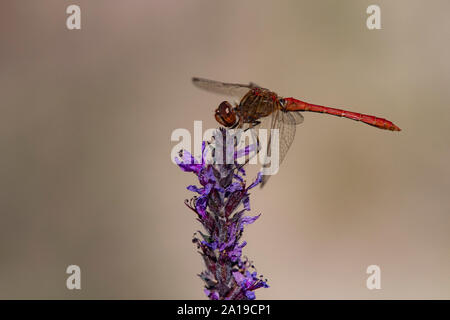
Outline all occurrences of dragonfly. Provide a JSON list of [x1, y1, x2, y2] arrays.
[[192, 77, 401, 186]]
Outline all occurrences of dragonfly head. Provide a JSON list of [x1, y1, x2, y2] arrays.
[[215, 101, 237, 127]]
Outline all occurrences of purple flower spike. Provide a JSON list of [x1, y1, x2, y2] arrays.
[[176, 128, 269, 300]]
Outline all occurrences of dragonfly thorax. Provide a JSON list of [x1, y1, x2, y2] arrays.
[[237, 88, 281, 124]]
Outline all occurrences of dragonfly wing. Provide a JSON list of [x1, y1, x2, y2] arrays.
[[260, 111, 279, 187], [284, 111, 304, 125], [192, 77, 253, 99], [278, 112, 297, 169], [260, 110, 297, 187]]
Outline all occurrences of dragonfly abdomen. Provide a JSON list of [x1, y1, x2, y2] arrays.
[[284, 97, 401, 131]]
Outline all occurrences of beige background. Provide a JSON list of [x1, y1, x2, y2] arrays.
[[1, 0, 449, 299]]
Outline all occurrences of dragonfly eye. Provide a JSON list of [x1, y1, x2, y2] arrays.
[[215, 101, 237, 127]]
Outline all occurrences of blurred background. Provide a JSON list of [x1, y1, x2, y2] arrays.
[[0, 0, 449, 299]]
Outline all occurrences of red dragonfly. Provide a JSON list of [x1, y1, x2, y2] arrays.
[[193, 77, 401, 185]]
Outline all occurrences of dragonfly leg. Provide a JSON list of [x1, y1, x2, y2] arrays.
[[243, 120, 261, 131], [242, 120, 262, 153], [235, 120, 262, 171], [246, 120, 262, 156]]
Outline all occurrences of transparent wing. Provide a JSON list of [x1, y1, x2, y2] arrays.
[[279, 112, 298, 166], [260, 111, 279, 187], [192, 77, 254, 99], [261, 111, 298, 187], [284, 111, 304, 125]]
